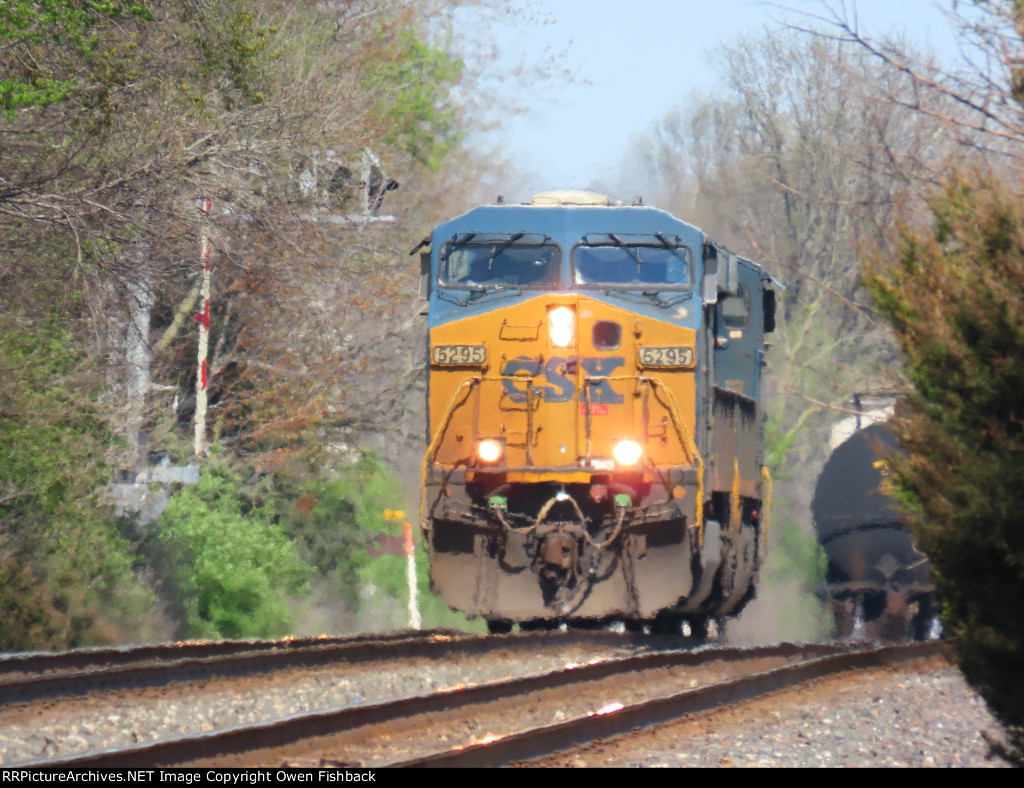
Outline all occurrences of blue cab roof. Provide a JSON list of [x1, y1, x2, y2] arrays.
[[431, 202, 704, 246]]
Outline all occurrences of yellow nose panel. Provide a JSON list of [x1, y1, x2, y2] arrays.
[[428, 295, 697, 480]]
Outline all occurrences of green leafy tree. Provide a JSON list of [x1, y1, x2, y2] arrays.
[[156, 459, 310, 639], [867, 177, 1024, 765], [0, 314, 154, 649], [0, 0, 470, 467], [0, 0, 153, 113], [364, 26, 463, 171], [278, 453, 400, 609]]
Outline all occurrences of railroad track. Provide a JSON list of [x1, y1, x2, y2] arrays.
[[399, 640, 943, 768], [0, 628, 469, 706], [0, 627, 651, 707], [0, 629, 453, 679], [0, 627, 653, 765], [6, 638, 942, 768]]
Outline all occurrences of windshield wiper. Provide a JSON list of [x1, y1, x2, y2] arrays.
[[653, 232, 680, 249], [487, 231, 527, 266], [658, 291, 693, 308], [606, 288, 659, 306], [485, 230, 555, 273], [607, 233, 645, 269], [604, 288, 692, 309]]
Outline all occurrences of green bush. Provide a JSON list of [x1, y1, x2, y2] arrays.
[[283, 455, 397, 586], [272, 449, 479, 632], [0, 315, 154, 649], [156, 460, 310, 639]]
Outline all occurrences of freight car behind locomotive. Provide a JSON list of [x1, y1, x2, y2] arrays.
[[812, 396, 935, 641], [419, 191, 777, 634]]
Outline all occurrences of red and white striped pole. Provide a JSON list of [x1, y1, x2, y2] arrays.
[[194, 197, 213, 457]]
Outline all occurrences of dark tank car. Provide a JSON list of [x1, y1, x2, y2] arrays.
[[812, 400, 934, 641]]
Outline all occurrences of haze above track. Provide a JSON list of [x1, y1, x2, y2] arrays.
[[456, 0, 965, 197]]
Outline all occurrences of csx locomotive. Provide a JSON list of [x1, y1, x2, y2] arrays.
[[419, 191, 776, 634]]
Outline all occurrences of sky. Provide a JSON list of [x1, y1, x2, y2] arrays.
[[460, 0, 966, 198]]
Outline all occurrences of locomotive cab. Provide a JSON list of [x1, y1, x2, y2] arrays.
[[420, 192, 774, 632]]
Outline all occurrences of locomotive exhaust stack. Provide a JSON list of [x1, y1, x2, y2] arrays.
[[420, 191, 776, 633]]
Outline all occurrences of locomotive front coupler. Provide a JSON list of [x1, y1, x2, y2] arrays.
[[536, 523, 581, 572]]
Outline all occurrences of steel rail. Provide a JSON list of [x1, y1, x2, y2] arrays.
[[0, 628, 650, 708], [9, 640, 886, 768], [0, 630, 466, 706], [0, 629, 463, 678], [394, 639, 944, 767]]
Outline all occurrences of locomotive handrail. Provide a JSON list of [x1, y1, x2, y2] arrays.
[[420, 375, 481, 535], [581, 371, 708, 539], [642, 376, 706, 540]]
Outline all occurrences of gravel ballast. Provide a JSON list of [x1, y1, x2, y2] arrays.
[[0, 643, 1011, 768], [528, 658, 1010, 768]]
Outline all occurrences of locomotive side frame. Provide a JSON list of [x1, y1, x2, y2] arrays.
[[419, 193, 777, 632]]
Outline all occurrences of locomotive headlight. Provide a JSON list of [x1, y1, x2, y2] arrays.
[[477, 439, 503, 463], [613, 440, 643, 467], [548, 306, 576, 348]]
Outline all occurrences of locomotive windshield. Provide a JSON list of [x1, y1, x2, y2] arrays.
[[573, 233, 692, 290], [440, 232, 561, 289]]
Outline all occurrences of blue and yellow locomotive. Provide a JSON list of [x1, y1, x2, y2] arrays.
[[419, 191, 776, 633]]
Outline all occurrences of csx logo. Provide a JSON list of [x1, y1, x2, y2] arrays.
[[501, 356, 625, 404]]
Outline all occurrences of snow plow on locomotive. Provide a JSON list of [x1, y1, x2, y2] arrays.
[[419, 192, 777, 634]]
